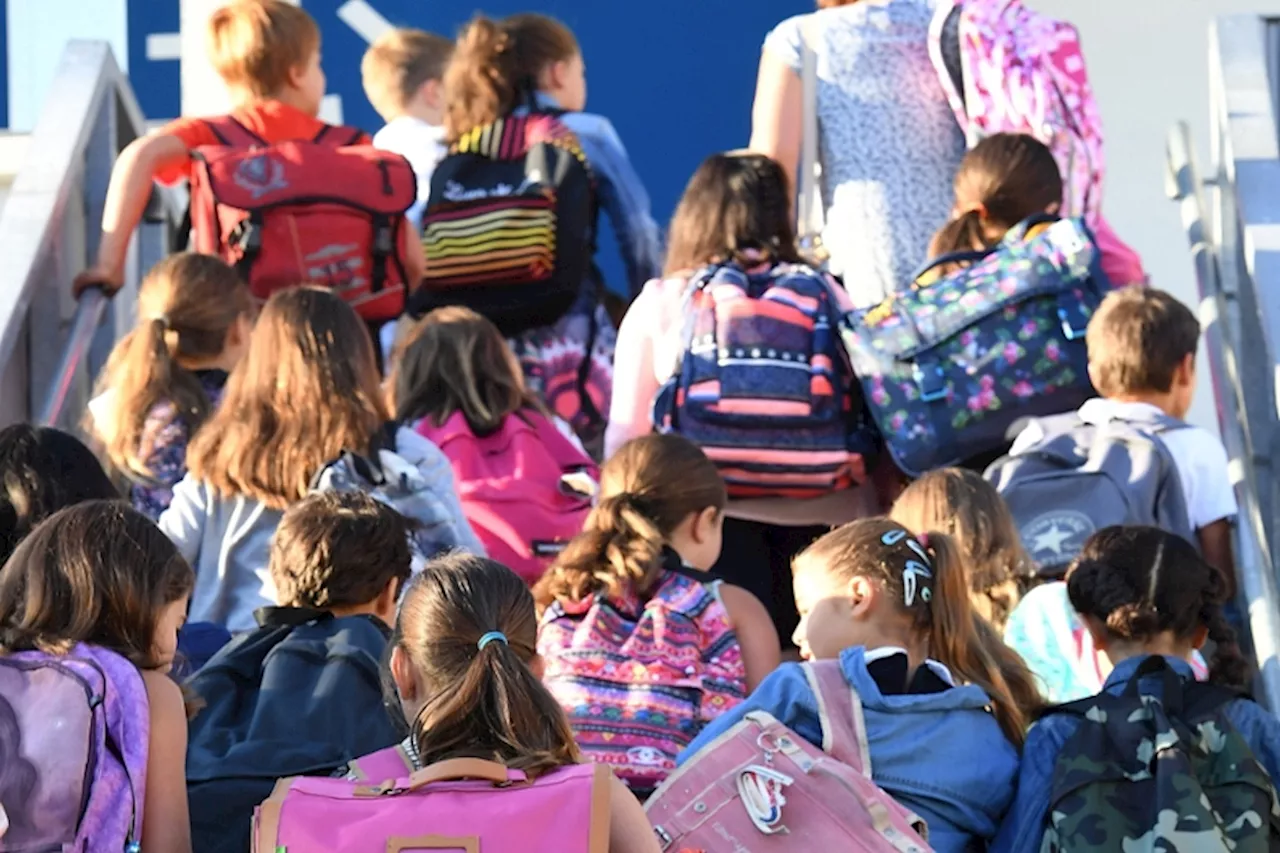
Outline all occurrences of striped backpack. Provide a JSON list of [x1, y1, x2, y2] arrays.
[[537, 553, 748, 799], [412, 111, 596, 338], [652, 261, 872, 499]]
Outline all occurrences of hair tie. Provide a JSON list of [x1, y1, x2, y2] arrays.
[[151, 314, 170, 330], [477, 631, 507, 650], [958, 202, 988, 220]]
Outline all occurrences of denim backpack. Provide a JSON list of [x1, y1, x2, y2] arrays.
[[652, 261, 874, 499], [985, 410, 1195, 574], [843, 217, 1110, 477], [1041, 656, 1280, 852], [0, 645, 148, 853], [186, 608, 402, 853]]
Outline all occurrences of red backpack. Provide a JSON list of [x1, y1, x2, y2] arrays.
[[415, 410, 597, 585], [189, 116, 417, 321]]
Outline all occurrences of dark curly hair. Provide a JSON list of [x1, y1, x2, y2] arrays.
[[1066, 526, 1247, 688]]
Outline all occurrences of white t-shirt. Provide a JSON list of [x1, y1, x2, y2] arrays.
[[1011, 398, 1238, 530], [372, 116, 447, 229]]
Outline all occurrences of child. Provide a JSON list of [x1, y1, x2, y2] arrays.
[[1010, 288, 1238, 591], [680, 518, 1044, 853], [431, 13, 663, 452], [73, 0, 424, 299], [0, 424, 118, 564], [159, 286, 481, 633], [348, 552, 660, 853], [187, 490, 410, 853], [992, 526, 1280, 852], [890, 467, 1031, 632], [535, 434, 779, 798], [0, 501, 193, 851], [392, 306, 597, 585], [609, 151, 874, 648], [362, 27, 453, 229], [90, 253, 253, 520], [928, 132, 1063, 260]]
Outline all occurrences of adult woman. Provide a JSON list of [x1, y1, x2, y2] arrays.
[[749, 0, 965, 305]]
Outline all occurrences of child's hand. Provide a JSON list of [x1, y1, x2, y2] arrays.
[[73, 267, 124, 298]]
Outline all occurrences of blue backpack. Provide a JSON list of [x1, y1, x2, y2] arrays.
[[842, 217, 1111, 477], [185, 608, 402, 853], [651, 261, 875, 499]]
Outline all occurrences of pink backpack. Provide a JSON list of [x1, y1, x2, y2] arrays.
[[253, 757, 612, 853], [645, 661, 933, 852], [928, 0, 1147, 285], [415, 410, 597, 585]]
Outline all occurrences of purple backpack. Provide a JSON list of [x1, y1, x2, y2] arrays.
[[0, 645, 150, 852]]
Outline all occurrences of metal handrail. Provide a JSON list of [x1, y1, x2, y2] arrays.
[[0, 40, 157, 430], [1167, 122, 1280, 712]]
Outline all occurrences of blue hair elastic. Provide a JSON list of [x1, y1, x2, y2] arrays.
[[477, 631, 508, 650]]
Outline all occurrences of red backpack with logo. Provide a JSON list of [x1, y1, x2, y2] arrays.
[[189, 116, 417, 321]]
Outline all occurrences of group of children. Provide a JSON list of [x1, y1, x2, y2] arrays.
[[1, 0, 1270, 850]]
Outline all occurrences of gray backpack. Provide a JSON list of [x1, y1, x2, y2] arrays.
[[984, 411, 1196, 575]]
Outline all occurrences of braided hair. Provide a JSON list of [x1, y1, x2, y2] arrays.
[[1066, 526, 1247, 688]]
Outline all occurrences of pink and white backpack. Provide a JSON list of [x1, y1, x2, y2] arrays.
[[415, 409, 597, 586], [253, 757, 612, 853], [929, 0, 1147, 286], [646, 660, 933, 852]]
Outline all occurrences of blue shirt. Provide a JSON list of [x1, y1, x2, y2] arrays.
[[991, 654, 1280, 852], [525, 93, 662, 298], [679, 646, 1019, 853]]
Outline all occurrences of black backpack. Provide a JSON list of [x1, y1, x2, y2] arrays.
[[412, 108, 596, 337], [185, 607, 403, 853]]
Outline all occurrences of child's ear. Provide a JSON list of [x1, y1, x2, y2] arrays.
[[1087, 362, 1102, 392], [529, 653, 546, 680], [691, 506, 720, 544], [374, 577, 400, 628], [1046, 201, 1061, 215], [389, 645, 417, 702], [848, 575, 877, 620], [1176, 352, 1196, 388], [1192, 625, 1209, 650], [420, 78, 444, 111]]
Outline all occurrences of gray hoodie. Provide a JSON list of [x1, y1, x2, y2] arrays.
[[159, 427, 483, 633]]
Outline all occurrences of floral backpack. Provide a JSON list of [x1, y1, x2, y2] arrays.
[[537, 550, 747, 799]]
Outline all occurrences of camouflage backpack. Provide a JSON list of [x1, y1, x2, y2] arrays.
[[1040, 656, 1280, 852]]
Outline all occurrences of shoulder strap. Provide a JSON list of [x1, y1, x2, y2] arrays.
[[312, 123, 366, 147], [797, 15, 824, 258], [201, 115, 267, 147], [803, 660, 873, 777]]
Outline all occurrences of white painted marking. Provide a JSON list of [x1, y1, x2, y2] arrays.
[[337, 0, 393, 44], [319, 94, 344, 125], [146, 32, 182, 61]]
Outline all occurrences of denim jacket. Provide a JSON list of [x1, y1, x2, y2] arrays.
[[678, 646, 1020, 853], [521, 93, 662, 297], [991, 654, 1280, 852]]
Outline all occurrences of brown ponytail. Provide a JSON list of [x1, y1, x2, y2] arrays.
[[395, 553, 580, 777], [92, 253, 250, 482], [534, 435, 727, 608], [443, 13, 579, 143], [796, 518, 1043, 746], [928, 133, 1064, 260]]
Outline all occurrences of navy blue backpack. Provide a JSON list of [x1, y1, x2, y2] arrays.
[[185, 607, 402, 853]]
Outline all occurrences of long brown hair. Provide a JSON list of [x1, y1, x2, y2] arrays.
[[1067, 526, 1248, 688], [930, 133, 1063, 257], [534, 434, 726, 608], [444, 13, 578, 143], [795, 518, 1042, 745], [185, 287, 388, 510], [391, 306, 542, 434], [93, 253, 251, 480], [394, 552, 580, 776], [890, 468, 1032, 631], [665, 152, 802, 276], [0, 501, 194, 670]]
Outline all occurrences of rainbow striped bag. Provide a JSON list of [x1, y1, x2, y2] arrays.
[[414, 112, 596, 337], [652, 262, 874, 499]]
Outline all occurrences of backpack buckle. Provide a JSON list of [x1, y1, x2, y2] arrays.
[[913, 363, 948, 403], [232, 220, 261, 254], [1057, 294, 1088, 341], [374, 224, 394, 255]]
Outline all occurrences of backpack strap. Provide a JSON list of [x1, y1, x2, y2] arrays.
[[312, 123, 366, 147], [201, 115, 268, 148], [802, 660, 873, 777]]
